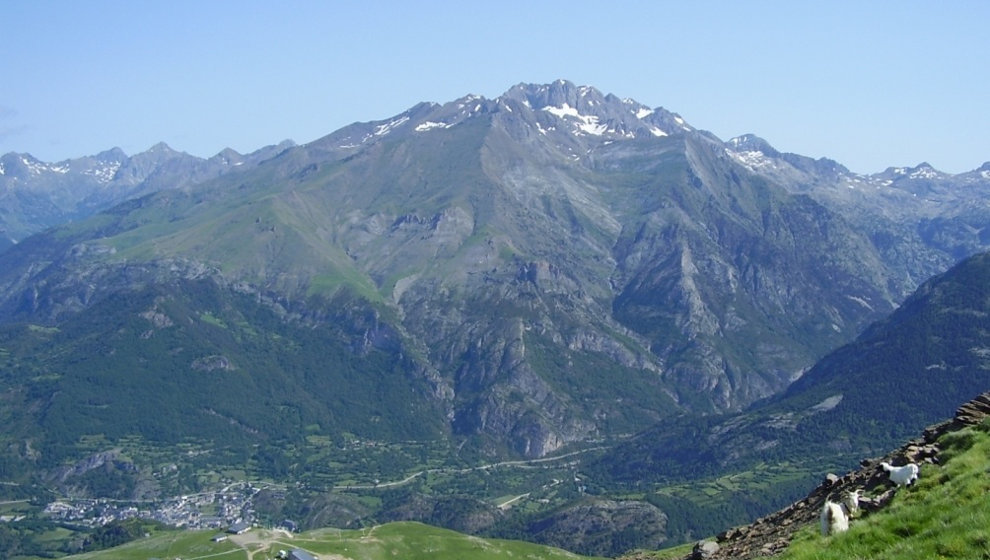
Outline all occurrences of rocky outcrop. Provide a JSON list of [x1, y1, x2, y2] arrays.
[[50, 450, 136, 484], [191, 355, 235, 371]]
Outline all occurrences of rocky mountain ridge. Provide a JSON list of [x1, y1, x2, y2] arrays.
[[1, 81, 989, 461], [0, 139, 294, 248]]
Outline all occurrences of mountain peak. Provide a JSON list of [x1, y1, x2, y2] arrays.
[[95, 147, 128, 162], [727, 134, 779, 156], [146, 141, 178, 154], [502, 80, 606, 112], [309, 81, 697, 154], [499, 80, 693, 139], [904, 162, 943, 180], [210, 147, 243, 166]]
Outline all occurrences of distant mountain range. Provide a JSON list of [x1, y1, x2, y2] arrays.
[[0, 140, 294, 249], [1, 80, 988, 463]]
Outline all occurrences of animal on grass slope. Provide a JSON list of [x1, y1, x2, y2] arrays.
[[881, 462, 920, 487], [820, 499, 850, 536], [842, 488, 861, 516]]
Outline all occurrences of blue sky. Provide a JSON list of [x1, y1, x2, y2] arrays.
[[2, 1, 987, 174]]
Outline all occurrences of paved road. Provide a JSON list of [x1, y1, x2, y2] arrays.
[[336, 446, 605, 490]]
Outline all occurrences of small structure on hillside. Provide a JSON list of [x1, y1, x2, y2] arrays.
[[288, 549, 318, 560], [211, 533, 228, 542], [227, 521, 251, 534]]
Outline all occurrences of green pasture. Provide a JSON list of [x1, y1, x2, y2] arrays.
[[58, 522, 603, 560]]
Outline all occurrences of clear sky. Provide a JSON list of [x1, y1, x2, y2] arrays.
[[2, 1, 987, 174]]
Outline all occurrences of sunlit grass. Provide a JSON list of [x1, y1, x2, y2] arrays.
[[59, 522, 603, 560], [780, 419, 990, 560]]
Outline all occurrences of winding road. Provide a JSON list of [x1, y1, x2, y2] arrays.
[[334, 446, 605, 490]]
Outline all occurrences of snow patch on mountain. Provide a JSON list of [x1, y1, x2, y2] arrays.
[[543, 104, 581, 119], [728, 149, 774, 170], [85, 161, 121, 183], [542, 103, 647, 138], [21, 156, 46, 175], [13, 156, 72, 176], [415, 121, 448, 132], [374, 116, 410, 137], [579, 121, 608, 136], [910, 165, 939, 180], [635, 108, 654, 119], [542, 103, 610, 136], [456, 95, 482, 110]]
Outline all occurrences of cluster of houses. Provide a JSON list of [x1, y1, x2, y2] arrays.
[[42, 483, 266, 530]]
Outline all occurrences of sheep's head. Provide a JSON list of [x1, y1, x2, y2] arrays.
[[843, 489, 861, 514]]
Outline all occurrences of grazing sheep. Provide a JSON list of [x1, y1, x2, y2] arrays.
[[820, 499, 850, 536], [881, 462, 920, 487]]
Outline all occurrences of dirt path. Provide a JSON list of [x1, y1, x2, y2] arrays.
[[228, 529, 294, 560], [496, 493, 531, 510], [224, 530, 353, 560]]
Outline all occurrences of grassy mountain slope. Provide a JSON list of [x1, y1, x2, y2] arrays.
[[621, 393, 990, 560], [780, 420, 990, 559], [2, 522, 602, 560]]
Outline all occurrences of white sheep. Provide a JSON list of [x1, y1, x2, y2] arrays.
[[820, 499, 850, 536], [881, 462, 920, 487]]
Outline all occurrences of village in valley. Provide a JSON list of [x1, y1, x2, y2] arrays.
[[41, 481, 274, 534]]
